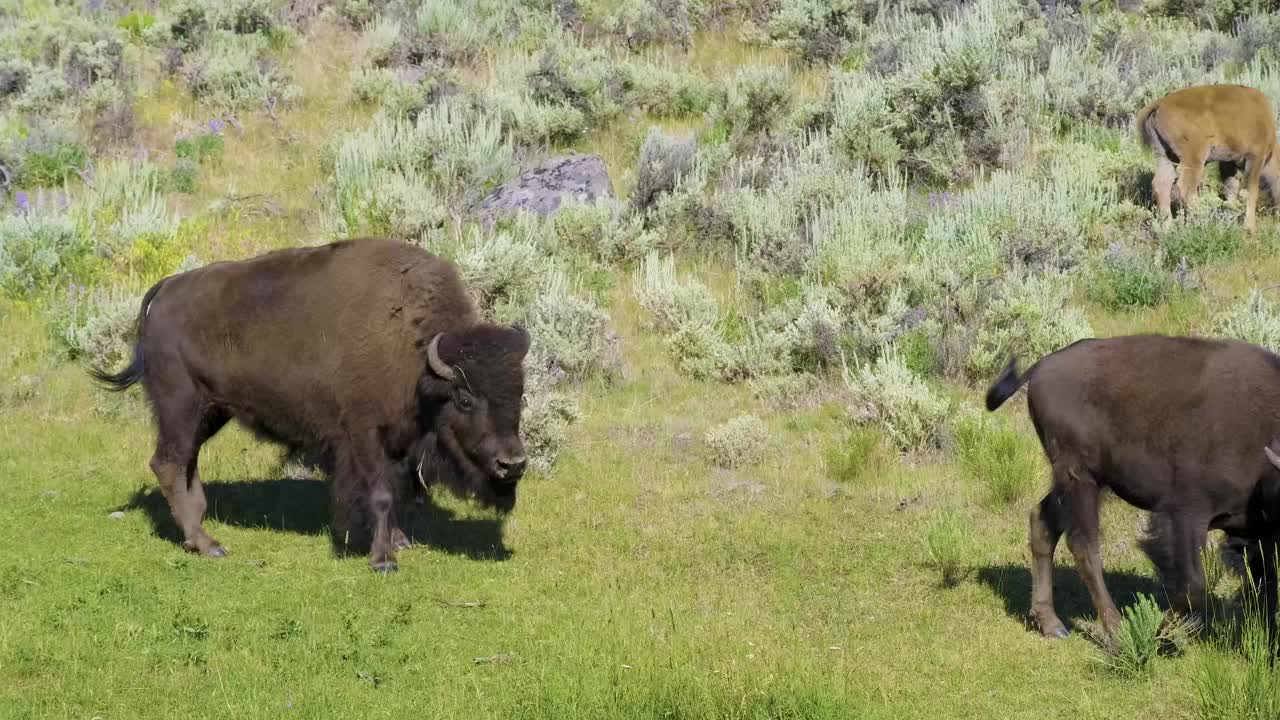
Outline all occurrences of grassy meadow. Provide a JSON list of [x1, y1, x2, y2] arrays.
[[4, 0, 1280, 717]]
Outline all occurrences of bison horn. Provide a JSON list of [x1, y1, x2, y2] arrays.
[[427, 334, 456, 380], [1266, 445, 1280, 472]]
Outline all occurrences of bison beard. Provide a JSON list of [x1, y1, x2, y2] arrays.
[[91, 238, 530, 573]]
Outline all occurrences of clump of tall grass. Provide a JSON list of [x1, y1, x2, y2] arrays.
[[1087, 242, 1173, 311], [824, 427, 889, 484], [1194, 554, 1280, 720], [953, 414, 1042, 508], [1086, 593, 1197, 679], [924, 509, 975, 588]]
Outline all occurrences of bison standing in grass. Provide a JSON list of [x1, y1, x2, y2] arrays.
[[986, 334, 1280, 639], [1137, 83, 1279, 233], [92, 238, 531, 573]]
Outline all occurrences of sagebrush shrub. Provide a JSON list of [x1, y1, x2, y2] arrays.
[[633, 128, 697, 213], [457, 228, 552, 316], [514, 272, 612, 380], [766, 0, 863, 64], [1159, 218, 1243, 269], [50, 284, 139, 370], [712, 64, 792, 145], [962, 271, 1094, 384], [1210, 289, 1280, 353], [181, 31, 299, 109], [328, 104, 513, 234], [845, 350, 950, 452], [605, 0, 693, 51], [705, 414, 771, 468], [634, 252, 720, 332], [519, 358, 581, 474], [0, 196, 88, 296]]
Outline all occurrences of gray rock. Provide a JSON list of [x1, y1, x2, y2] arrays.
[[108, 511, 125, 520], [475, 153, 615, 225]]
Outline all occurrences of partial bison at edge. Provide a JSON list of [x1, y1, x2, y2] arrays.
[[986, 334, 1280, 640], [91, 238, 530, 573]]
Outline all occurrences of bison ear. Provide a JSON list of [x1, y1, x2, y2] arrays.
[[506, 324, 531, 358], [1266, 443, 1280, 472]]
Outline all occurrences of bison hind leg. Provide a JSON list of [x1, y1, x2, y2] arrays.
[[148, 390, 230, 557]]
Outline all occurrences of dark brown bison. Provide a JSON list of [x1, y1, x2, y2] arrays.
[[986, 334, 1280, 638], [92, 238, 530, 573]]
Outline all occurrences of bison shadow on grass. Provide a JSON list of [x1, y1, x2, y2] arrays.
[[975, 563, 1163, 634], [120, 478, 512, 562]]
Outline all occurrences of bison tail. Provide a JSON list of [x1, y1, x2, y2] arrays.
[[88, 277, 166, 392], [1135, 100, 1159, 150], [984, 356, 1028, 412]]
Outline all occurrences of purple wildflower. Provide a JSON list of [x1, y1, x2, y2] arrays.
[[225, 115, 243, 133], [209, 118, 224, 135], [15, 190, 29, 213], [926, 191, 955, 211]]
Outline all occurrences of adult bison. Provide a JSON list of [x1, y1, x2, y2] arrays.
[[92, 238, 530, 573], [986, 334, 1280, 638]]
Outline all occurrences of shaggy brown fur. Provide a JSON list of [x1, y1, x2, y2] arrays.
[[92, 238, 530, 573], [1137, 83, 1280, 233], [987, 334, 1280, 640]]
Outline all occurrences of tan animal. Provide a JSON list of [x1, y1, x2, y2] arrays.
[[1136, 84, 1280, 233]]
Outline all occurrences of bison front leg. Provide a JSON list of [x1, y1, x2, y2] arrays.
[[1153, 156, 1177, 223], [341, 432, 401, 573]]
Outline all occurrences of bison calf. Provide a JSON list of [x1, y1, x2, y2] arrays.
[[92, 238, 530, 573], [986, 334, 1280, 638], [1137, 83, 1279, 233]]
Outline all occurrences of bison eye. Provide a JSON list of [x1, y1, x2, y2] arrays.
[[456, 393, 474, 413]]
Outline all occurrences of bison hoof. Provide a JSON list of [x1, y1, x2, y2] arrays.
[[205, 545, 228, 559], [1043, 626, 1070, 639], [391, 529, 412, 551], [371, 560, 399, 574]]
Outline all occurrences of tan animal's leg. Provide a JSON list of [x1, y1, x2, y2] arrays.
[[1029, 490, 1069, 638], [1244, 154, 1264, 233], [1263, 155, 1280, 209], [1175, 148, 1209, 214], [1152, 157, 1176, 222]]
